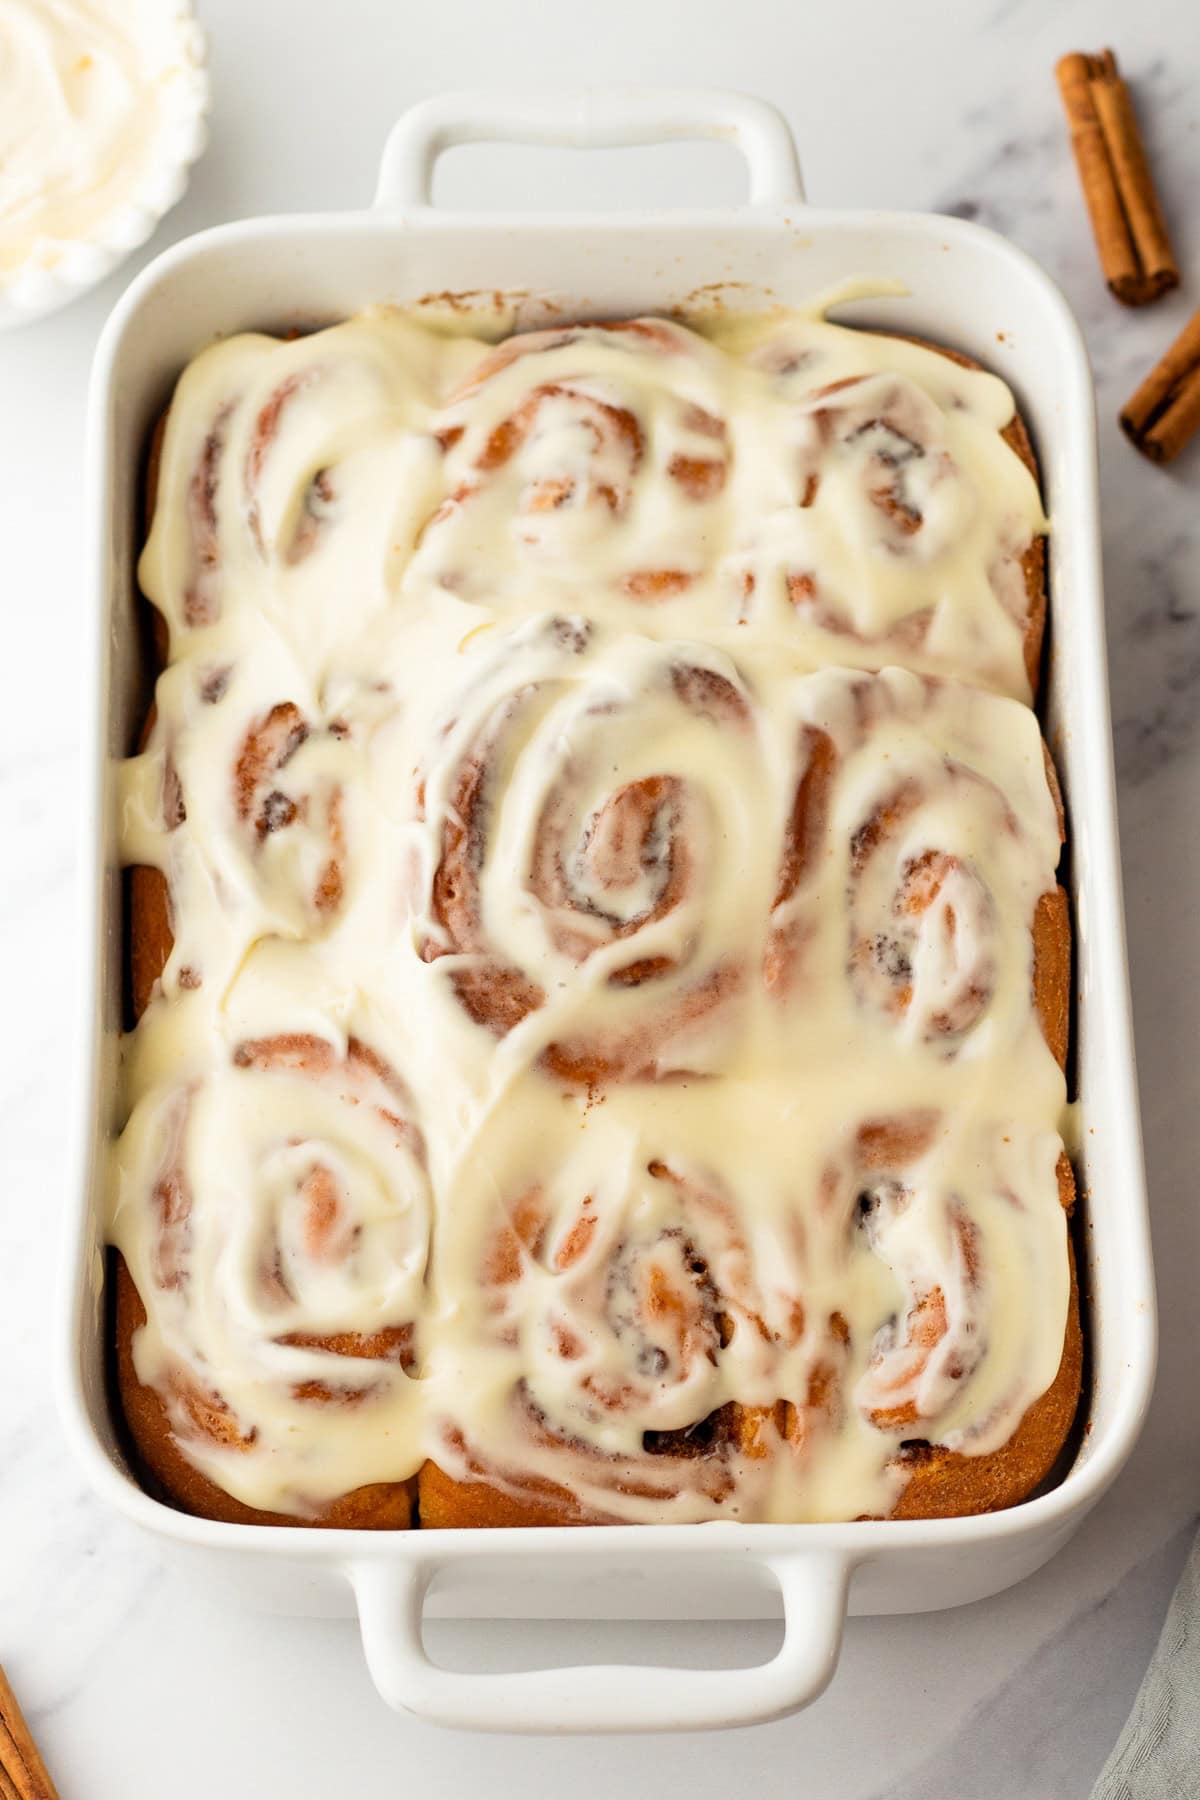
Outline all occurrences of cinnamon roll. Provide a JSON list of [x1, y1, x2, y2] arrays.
[[413, 617, 758, 1086], [138, 313, 453, 653], [796, 1113, 1080, 1519], [112, 1027, 431, 1525], [767, 666, 1069, 1072], [843, 755, 1064, 1060], [120, 625, 401, 1006], [419, 1115, 797, 1526], [724, 321, 1047, 701], [410, 318, 734, 605]]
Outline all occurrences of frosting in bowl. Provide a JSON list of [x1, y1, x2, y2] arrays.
[[0, 0, 206, 293]]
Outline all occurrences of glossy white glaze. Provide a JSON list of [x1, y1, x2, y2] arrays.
[[114, 305, 1064, 1523]]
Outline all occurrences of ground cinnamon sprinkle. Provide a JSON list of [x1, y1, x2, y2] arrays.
[[1055, 49, 1179, 306]]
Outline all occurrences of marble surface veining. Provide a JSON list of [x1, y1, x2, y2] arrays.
[[0, 1, 1197, 1793]]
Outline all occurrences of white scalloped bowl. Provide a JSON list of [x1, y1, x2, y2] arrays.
[[0, 1, 209, 332]]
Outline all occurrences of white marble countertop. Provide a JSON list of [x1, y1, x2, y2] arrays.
[[2, 0, 1198, 1792]]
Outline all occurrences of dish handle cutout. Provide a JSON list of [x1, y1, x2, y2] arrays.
[[350, 1548, 848, 1733], [373, 86, 805, 213]]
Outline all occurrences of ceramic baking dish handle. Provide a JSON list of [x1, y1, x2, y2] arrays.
[[350, 1549, 848, 1733], [374, 87, 805, 211]]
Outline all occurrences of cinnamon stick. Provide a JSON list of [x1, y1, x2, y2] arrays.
[[0, 1668, 59, 1800], [1121, 307, 1200, 463], [1055, 50, 1178, 305], [0, 1727, 37, 1800]]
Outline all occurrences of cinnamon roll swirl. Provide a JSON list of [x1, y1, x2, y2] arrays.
[[414, 617, 757, 1086], [138, 313, 450, 652], [411, 318, 733, 605], [112, 1028, 431, 1525], [120, 625, 399, 1005], [785, 1111, 1081, 1519], [725, 322, 1047, 701], [767, 666, 1069, 1069], [420, 1131, 794, 1526]]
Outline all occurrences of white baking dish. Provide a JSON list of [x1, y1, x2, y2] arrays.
[[62, 88, 1156, 1734]]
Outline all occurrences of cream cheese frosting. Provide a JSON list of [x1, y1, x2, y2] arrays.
[[109, 300, 1070, 1523], [0, 0, 203, 282]]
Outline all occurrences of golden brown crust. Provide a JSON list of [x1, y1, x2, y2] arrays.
[[1031, 735, 1071, 1072], [114, 1254, 414, 1528], [890, 1156, 1082, 1519], [129, 865, 173, 1020], [418, 1456, 613, 1529], [128, 703, 174, 1017], [1034, 887, 1072, 1073], [1001, 410, 1047, 696]]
